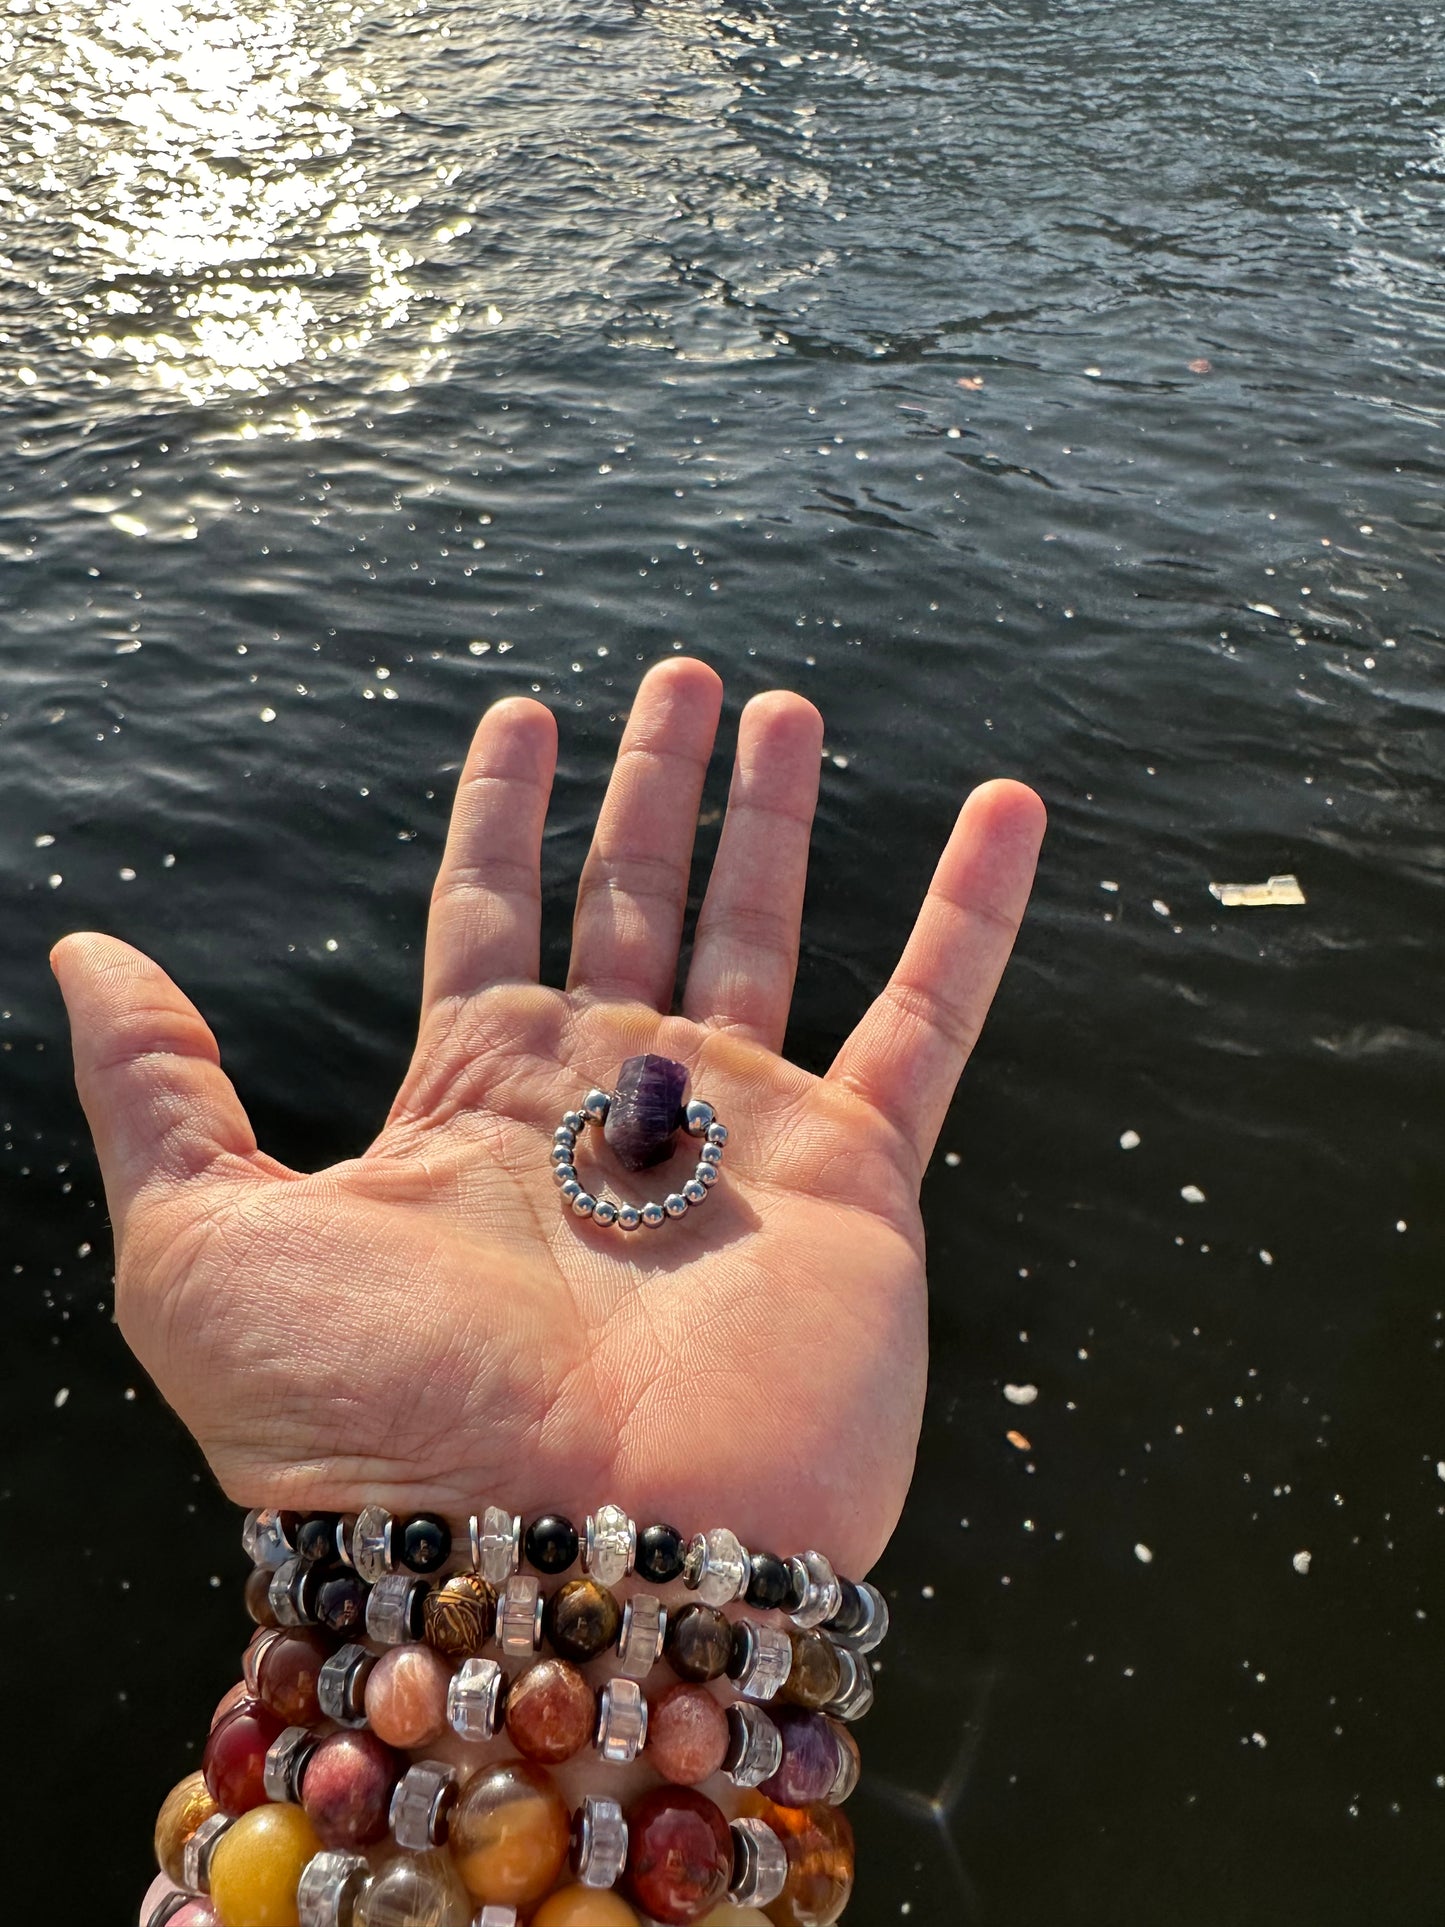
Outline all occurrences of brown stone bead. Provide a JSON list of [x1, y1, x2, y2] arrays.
[[243, 1564, 279, 1629], [665, 1604, 733, 1682], [154, 1771, 219, 1887], [504, 1658, 596, 1764], [738, 1796, 854, 1927], [364, 1641, 453, 1749], [211, 1682, 252, 1730], [257, 1628, 333, 1727], [301, 1729, 399, 1849], [545, 1576, 621, 1663], [423, 1573, 495, 1659], [646, 1683, 729, 1786], [782, 1630, 842, 1710], [451, 1760, 571, 1907]]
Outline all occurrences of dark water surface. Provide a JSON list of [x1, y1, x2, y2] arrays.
[[3, 0, 1443, 1918]]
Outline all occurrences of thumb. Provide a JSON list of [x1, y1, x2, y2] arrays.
[[50, 933, 263, 1237]]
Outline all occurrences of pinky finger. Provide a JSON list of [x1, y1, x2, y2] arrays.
[[825, 779, 1046, 1173]]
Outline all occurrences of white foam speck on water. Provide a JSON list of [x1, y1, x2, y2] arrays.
[[325, 938, 339, 952], [1135, 1543, 1154, 1564], [1248, 602, 1281, 618], [944, 1150, 961, 1167], [1100, 879, 1119, 892], [1259, 1249, 1274, 1265], [54, 1386, 69, 1408], [48, 873, 62, 889], [1119, 1129, 1141, 1150], [1181, 1184, 1206, 1204], [1293, 1551, 1312, 1574], [1436, 1464, 1444, 1484], [34, 833, 54, 847], [1396, 1220, 1408, 1232], [921, 1584, 935, 1599], [1004, 1383, 1039, 1405], [119, 867, 136, 881], [260, 706, 277, 722], [1152, 898, 1171, 917]]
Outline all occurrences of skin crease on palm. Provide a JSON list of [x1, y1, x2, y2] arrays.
[[50, 658, 1045, 1581]]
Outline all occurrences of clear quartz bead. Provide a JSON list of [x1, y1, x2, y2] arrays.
[[729, 1818, 788, 1907], [616, 1593, 666, 1679], [351, 1505, 394, 1583], [825, 1646, 876, 1722], [473, 1911, 520, 1927], [366, 1572, 425, 1646], [264, 1725, 318, 1803], [319, 1644, 375, 1726], [724, 1702, 783, 1788], [389, 1761, 459, 1851], [242, 1506, 291, 1568], [183, 1813, 233, 1893], [731, 1621, 793, 1701], [268, 1556, 311, 1627], [355, 1850, 471, 1927], [471, 1507, 521, 1586], [595, 1677, 648, 1764], [571, 1794, 628, 1888], [298, 1849, 370, 1927], [584, 1504, 635, 1587], [788, 1549, 843, 1629], [686, 1527, 750, 1606], [497, 1574, 543, 1657], [446, 1657, 508, 1741]]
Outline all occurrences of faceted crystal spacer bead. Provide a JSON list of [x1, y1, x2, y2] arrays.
[[397, 1514, 451, 1575], [263, 1725, 319, 1805], [365, 1572, 428, 1646], [498, 1574, 544, 1658], [474, 1910, 520, 1927], [389, 1761, 459, 1851], [471, 1508, 522, 1585], [786, 1550, 843, 1629], [317, 1644, 375, 1727], [724, 1703, 783, 1788], [595, 1677, 648, 1764], [824, 1646, 876, 1722], [525, 1514, 579, 1574], [584, 1505, 636, 1587], [824, 1577, 890, 1654], [683, 1099, 715, 1138], [727, 1621, 794, 1702], [635, 1523, 686, 1585], [616, 1592, 667, 1680], [268, 1556, 320, 1628], [570, 1794, 629, 1889], [296, 1849, 369, 1927], [183, 1812, 234, 1893], [729, 1816, 789, 1907], [243, 1507, 292, 1569], [446, 1657, 509, 1742], [351, 1505, 394, 1583]]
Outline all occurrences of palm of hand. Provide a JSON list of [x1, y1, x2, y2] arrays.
[[56, 663, 1043, 1579]]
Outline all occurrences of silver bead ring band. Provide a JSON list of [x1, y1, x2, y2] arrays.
[[551, 1086, 727, 1229]]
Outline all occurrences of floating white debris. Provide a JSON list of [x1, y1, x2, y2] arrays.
[[34, 834, 54, 848], [109, 512, 149, 538], [1396, 1220, 1408, 1233], [48, 874, 62, 889], [1292, 1550, 1312, 1575], [115, 639, 143, 655], [1437, 1463, 1444, 1484], [260, 707, 277, 723], [1119, 1129, 1141, 1151], [1248, 602, 1281, 618], [1259, 1249, 1274, 1266], [1100, 879, 1120, 893], [1181, 1184, 1207, 1204], [1134, 1543, 1154, 1565], [1208, 874, 1306, 908], [1004, 1383, 1039, 1406], [54, 1387, 69, 1408], [325, 938, 339, 953], [944, 1150, 961, 1167], [1151, 899, 1171, 918]]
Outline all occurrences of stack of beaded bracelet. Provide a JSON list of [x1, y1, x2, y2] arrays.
[[141, 1504, 888, 1927]]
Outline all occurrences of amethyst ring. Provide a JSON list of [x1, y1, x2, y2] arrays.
[[551, 1053, 727, 1230]]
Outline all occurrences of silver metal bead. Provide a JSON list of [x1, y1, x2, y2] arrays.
[[559, 1179, 582, 1204], [242, 1506, 291, 1568], [268, 1555, 311, 1628], [318, 1643, 375, 1726], [682, 1179, 707, 1206], [729, 1816, 789, 1907], [366, 1571, 426, 1646], [787, 1548, 843, 1629], [297, 1849, 369, 1927], [550, 1145, 575, 1167], [640, 1200, 666, 1228], [183, 1813, 233, 1894], [472, 1507, 522, 1584], [553, 1125, 577, 1148], [616, 1592, 667, 1679], [829, 1725, 862, 1803], [351, 1503, 394, 1582], [825, 1645, 876, 1721], [552, 1163, 577, 1188], [390, 1760, 459, 1850], [563, 1109, 587, 1134], [699, 1140, 724, 1166], [447, 1656, 509, 1741], [595, 1676, 648, 1763], [694, 1161, 719, 1188], [498, 1573, 544, 1657], [830, 1577, 890, 1654], [724, 1702, 782, 1787], [264, 1724, 318, 1804], [663, 1192, 688, 1218], [583, 1088, 611, 1123], [616, 1203, 642, 1231], [334, 1513, 358, 1568], [684, 1098, 715, 1137], [685, 1527, 750, 1604], [705, 1121, 728, 1147], [571, 1793, 629, 1888], [727, 1620, 793, 1701], [585, 1504, 636, 1587], [592, 1198, 619, 1227], [571, 1191, 597, 1218]]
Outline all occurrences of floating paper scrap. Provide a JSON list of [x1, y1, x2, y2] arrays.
[[1208, 873, 1306, 908]]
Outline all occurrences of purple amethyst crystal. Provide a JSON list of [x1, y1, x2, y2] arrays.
[[604, 1054, 690, 1172], [758, 1706, 842, 1808]]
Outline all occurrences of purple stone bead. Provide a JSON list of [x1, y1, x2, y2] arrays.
[[605, 1054, 690, 1172], [758, 1706, 842, 1808]]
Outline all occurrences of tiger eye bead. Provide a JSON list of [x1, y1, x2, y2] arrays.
[[666, 1604, 733, 1683], [423, 1574, 495, 1659], [155, 1771, 219, 1887], [782, 1631, 842, 1711], [737, 1797, 854, 1927], [244, 1565, 280, 1629], [504, 1658, 596, 1764], [545, 1576, 622, 1662], [450, 1760, 571, 1907]]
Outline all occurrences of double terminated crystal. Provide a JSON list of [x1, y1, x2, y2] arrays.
[[603, 1054, 689, 1171]]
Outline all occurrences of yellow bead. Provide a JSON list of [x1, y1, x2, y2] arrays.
[[209, 1803, 321, 1927], [531, 1888, 641, 1926], [154, 1770, 218, 1888]]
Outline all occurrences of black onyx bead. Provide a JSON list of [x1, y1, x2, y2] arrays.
[[397, 1514, 452, 1575], [745, 1550, 791, 1611], [295, 1513, 340, 1564], [824, 1576, 867, 1639], [524, 1514, 579, 1575], [315, 1569, 369, 1637], [636, 1523, 686, 1586], [782, 1558, 808, 1615]]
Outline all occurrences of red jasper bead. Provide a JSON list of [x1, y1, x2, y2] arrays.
[[202, 1702, 284, 1816], [256, 1628, 333, 1727], [624, 1785, 730, 1925]]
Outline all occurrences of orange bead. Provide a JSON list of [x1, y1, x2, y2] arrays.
[[736, 1795, 854, 1927], [531, 1888, 641, 1926], [364, 1641, 453, 1749], [450, 1760, 570, 1907], [209, 1802, 321, 1927], [154, 1771, 219, 1887]]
